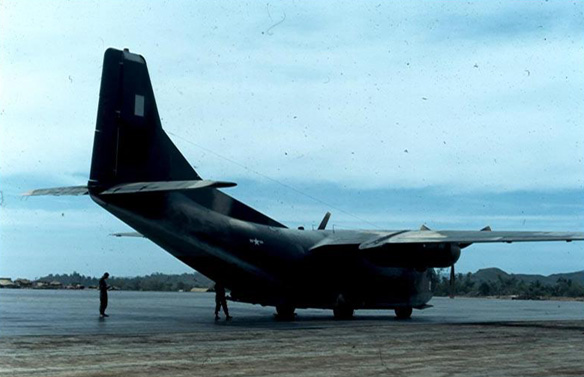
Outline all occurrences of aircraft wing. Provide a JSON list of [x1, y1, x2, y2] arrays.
[[310, 230, 584, 252], [358, 230, 584, 249]]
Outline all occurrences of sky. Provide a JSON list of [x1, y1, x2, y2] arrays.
[[1, 0, 583, 279]]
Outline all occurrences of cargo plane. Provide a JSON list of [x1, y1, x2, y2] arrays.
[[27, 48, 584, 319]]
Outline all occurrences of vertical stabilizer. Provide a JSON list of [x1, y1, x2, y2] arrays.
[[89, 48, 199, 189]]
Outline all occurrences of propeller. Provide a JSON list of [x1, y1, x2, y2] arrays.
[[318, 212, 331, 230], [452, 225, 489, 296], [449, 264, 456, 299]]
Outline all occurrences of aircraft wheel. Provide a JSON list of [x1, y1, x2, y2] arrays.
[[333, 303, 355, 319], [333, 306, 354, 320], [394, 307, 412, 320], [275, 305, 296, 320], [333, 294, 354, 320]]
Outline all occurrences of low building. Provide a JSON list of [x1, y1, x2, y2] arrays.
[[0, 278, 18, 289], [65, 284, 85, 290], [14, 279, 32, 288], [33, 281, 49, 289]]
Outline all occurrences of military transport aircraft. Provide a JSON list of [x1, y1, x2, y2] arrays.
[[26, 48, 584, 320]]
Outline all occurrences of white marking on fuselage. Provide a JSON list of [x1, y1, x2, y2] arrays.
[[249, 238, 264, 246]]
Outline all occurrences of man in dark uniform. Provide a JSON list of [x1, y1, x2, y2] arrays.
[[214, 282, 232, 320], [99, 272, 110, 317]]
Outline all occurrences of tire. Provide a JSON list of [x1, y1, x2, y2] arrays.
[[394, 307, 413, 320], [276, 304, 296, 320], [333, 293, 354, 320], [333, 306, 354, 320]]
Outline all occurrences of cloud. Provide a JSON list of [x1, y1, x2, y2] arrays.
[[2, 1, 582, 192], [1, 1, 583, 277]]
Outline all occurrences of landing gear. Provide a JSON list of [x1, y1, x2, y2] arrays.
[[394, 306, 412, 320], [275, 304, 296, 320], [333, 294, 354, 320], [333, 306, 354, 320]]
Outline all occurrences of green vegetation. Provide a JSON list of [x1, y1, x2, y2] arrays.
[[37, 272, 213, 291], [28, 268, 584, 298], [432, 269, 584, 298]]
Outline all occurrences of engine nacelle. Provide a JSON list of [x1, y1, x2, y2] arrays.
[[363, 242, 461, 269]]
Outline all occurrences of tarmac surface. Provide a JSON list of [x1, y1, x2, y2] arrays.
[[1, 290, 583, 376], [2, 290, 584, 336]]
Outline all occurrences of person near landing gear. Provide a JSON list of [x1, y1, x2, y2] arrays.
[[214, 282, 232, 320], [99, 272, 110, 318]]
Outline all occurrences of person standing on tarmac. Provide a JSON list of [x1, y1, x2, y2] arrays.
[[99, 272, 110, 318], [214, 282, 232, 320]]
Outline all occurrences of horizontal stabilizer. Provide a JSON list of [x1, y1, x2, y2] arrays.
[[99, 180, 236, 195], [111, 232, 144, 238], [24, 180, 236, 197], [23, 186, 89, 196]]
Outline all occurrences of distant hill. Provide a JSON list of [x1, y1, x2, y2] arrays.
[[434, 267, 584, 298], [472, 268, 584, 286], [471, 268, 510, 282]]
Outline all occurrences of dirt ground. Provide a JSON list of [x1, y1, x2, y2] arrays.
[[1, 321, 583, 377]]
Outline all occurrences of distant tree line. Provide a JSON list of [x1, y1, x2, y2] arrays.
[[37, 272, 213, 292], [432, 271, 584, 298], [37, 269, 584, 297]]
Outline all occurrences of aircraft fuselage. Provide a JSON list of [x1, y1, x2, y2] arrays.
[[91, 191, 434, 310]]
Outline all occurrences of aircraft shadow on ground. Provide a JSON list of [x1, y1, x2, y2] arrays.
[[208, 313, 434, 330]]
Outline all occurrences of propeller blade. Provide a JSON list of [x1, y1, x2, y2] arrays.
[[318, 212, 331, 230], [449, 264, 455, 299]]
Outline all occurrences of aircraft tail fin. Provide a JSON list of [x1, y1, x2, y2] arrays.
[[27, 48, 286, 228], [89, 48, 199, 190]]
